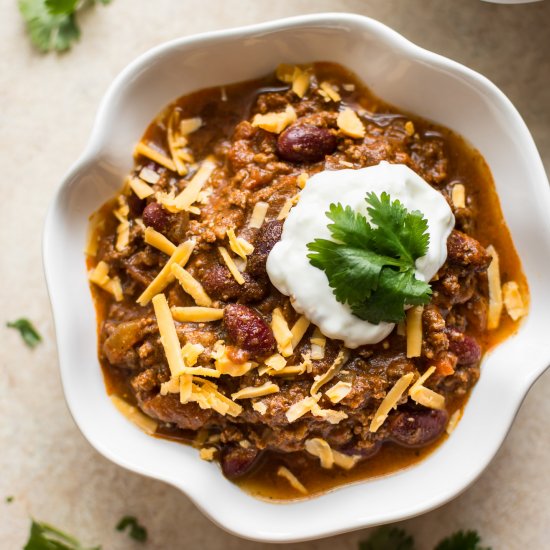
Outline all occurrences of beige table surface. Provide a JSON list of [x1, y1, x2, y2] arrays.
[[1, 1, 549, 548]]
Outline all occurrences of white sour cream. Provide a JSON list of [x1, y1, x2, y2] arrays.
[[266, 162, 455, 348]]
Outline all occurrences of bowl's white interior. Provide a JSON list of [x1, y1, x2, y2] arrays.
[[43, 14, 550, 543]]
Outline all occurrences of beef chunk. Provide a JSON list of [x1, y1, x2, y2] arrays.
[[246, 220, 283, 277], [447, 230, 491, 273]]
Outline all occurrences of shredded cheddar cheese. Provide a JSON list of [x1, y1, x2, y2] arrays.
[[310, 350, 349, 396], [227, 228, 254, 260], [139, 167, 160, 184], [325, 381, 352, 404], [218, 246, 245, 285], [264, 353, 287, 371], [137, 239, 195, 306], [252, 401, 267, 415], [296, 172, 309, 189], [171, 264, 212, 307], [486, 245, 503, 329], [502, 280, 526, 321], [410, 385, 445, 410], [199, 447, 216, 461], [171, 306, 224, 322], [231, 382, 280, 400], [129, 176, 154, 199], [310, 327, 326, 360], [451, 183, 466, 209], [213, 342, 257, 377], [290, 315, 310, 350], [319, 81, 341, 102], [160, 160, 215, 213], [285, 395, 320, 423], [369, 372, 414, 433], [406, 305, 424, 358], [152, 294, 188, 381], [134, 142, 176, 172], [113, 195, 130, 251], [337, 108, 365, 138], [144, 227, 176, 256], [277, 466, 308, 494], [181, 342, 205, 367], [88, 261, 123, 301], [271, 308, 293, 357], [249, 201, 269, 228], [304, 438, 333, 469], [252, 104, 297, 134]]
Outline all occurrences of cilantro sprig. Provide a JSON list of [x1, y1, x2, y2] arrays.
[[360, 527, 491, 550], [307, 192, 432, 324], [6, 318, 42, 348], [18, 0, 112, 53], [116, 516, 148, 543], [23, 520, 101, 550]]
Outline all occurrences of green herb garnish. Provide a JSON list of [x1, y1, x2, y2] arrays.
[[18, 0, 111, 53], [359, 527, 492, 550], [5, 496, 14, 503], [435, 530, 492, 550], [307, 192, 432, 324], [23, 520, 101, 550], [6, 318, 42, 348], [116, 516, 147, 543], [359, 526, 415, 550]]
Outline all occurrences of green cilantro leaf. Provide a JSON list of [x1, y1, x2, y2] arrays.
[[116, 516, 148, 543], [18, 0, 111, 53], [307, 192, 432, 324], [5, 496, 14, 503], [45, 0, 78, 14], [24, 519, 101, 550], [6, 318, 42, 348], [366, 191, 430, 264], [435, 530, 491, 550], [351, 267, 431, 324], [359, 526, 416, 550], [308, 239, 400, 305]]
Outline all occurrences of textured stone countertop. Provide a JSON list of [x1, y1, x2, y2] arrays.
[[1, 1, 549, 548]]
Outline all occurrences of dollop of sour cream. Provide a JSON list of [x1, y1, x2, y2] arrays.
[[266, 162, 455, 348]]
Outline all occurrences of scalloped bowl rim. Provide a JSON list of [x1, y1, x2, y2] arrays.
[[43, 13, 550, 543]]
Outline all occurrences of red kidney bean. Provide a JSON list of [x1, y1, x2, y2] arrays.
[[220, 445, 261, 479], [339, 440, 381, 460], [200, 264, 267, 303], [142, 202, 170, 232], [447, 330, 482, 365], [247, 220, 283, 278], [389, 409, 448, 448], [277, 124, 337, 163], [223, 304, 276, 357]]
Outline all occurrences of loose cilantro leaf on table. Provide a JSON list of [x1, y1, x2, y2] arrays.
[[359, 526, 416, 550], [307, 192, 432, 324], [435, 530, 492, 550], [6, 318, 42, 348], [5, 495, 14, 503], [116, 516, 148, 543], [18, 0, 112, 53], [24, 519, 101, 550]]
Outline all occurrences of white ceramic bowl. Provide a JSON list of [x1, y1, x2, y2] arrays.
[[43, 13, 550, 543]]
